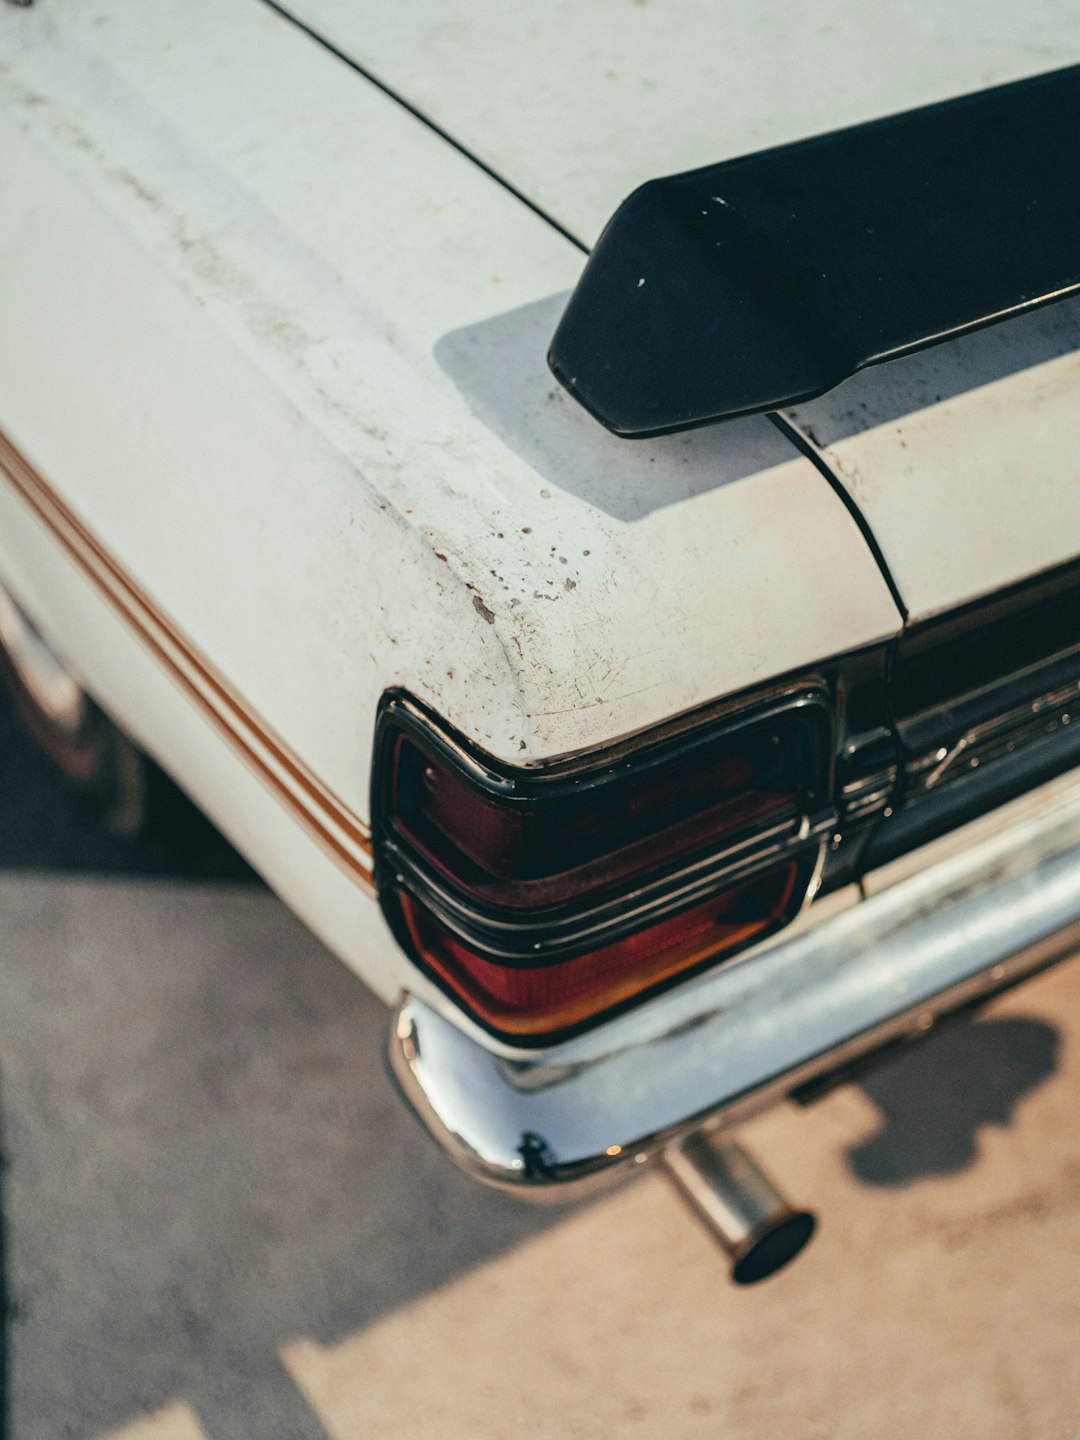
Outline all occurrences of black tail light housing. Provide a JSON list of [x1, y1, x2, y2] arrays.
[[373, 687, 837, 1043], [863, 557, 1080, 869]]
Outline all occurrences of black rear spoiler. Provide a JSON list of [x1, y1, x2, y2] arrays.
[[548, 65, 1080, 438]]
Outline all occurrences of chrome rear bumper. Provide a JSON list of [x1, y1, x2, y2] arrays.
[[389, 766, 1080, 1193]]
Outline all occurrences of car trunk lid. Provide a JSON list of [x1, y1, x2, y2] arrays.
[[271, 0, 1080, 620]]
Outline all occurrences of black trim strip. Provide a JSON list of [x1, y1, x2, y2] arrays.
[[549, 64, 1080, 436], [256, 0, 589, 255]]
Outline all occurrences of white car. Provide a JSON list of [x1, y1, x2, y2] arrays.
[[3, 0, 1080, 1282]]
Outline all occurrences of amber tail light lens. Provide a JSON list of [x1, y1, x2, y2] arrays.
[[398, 864, 801, 1037]]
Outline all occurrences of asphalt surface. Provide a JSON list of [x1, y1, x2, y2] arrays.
[[2, 686, 1080, 1438]]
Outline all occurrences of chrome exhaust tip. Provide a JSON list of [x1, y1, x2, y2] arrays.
[[661, 1131, 816, 1284]]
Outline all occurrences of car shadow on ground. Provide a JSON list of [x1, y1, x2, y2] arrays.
[[0, 685, 256, 883], [0, 879, 584, 1440], [0, 690, 579, 1440], [847, 1014, 1061, 1188]]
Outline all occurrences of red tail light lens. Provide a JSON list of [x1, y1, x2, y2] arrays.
[[375, 691, 832, 1042], [398, 863, 800, 1037], [389, 703, 823, 910]]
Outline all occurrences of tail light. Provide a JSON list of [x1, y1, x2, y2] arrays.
[[374, 689, 834, 1042]]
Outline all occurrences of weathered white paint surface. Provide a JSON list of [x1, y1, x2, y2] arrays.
[[785, 300, 1080, 620], [0, 0, 900, 781], [283, 0, 1080, 247]]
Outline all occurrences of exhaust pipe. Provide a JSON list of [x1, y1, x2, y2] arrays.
[[661, 1131, 816, 1284]]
